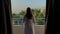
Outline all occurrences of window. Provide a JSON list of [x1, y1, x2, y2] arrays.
[[11, 0, 46, 34]]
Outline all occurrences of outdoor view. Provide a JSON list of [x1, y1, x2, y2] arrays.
[[11, 0, 46, 34], [11, 0, 46, 25]]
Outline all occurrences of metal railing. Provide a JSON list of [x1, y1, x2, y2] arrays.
[[12, 18, 45, 25]]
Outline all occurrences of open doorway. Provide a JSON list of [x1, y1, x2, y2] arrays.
[[11, 0, 46, 34]]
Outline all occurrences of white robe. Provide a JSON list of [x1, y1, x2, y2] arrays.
[[23, 16, 35, 34]]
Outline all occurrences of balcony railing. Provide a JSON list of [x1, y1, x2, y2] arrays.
[[12, 18, 45, 25]]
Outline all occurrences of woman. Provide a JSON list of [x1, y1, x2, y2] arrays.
[[23, 7, 36, 34]]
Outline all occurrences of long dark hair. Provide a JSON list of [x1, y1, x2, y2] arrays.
[[25, 7, 33, 19]]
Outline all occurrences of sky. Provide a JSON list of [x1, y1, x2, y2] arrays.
[[11, 0, 46, 14]]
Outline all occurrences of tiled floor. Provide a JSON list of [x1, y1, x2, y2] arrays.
[[12, 25, 45, 34]]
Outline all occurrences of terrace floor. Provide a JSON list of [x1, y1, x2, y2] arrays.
[[12, 25, 45, 34]]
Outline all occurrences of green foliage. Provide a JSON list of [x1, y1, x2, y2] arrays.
[[12, 13, 20, 18], [12, 8, 46, 25], [32, 9, 39, 17], [19, 10, 25, 15], [13, 15, 19, 18]]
